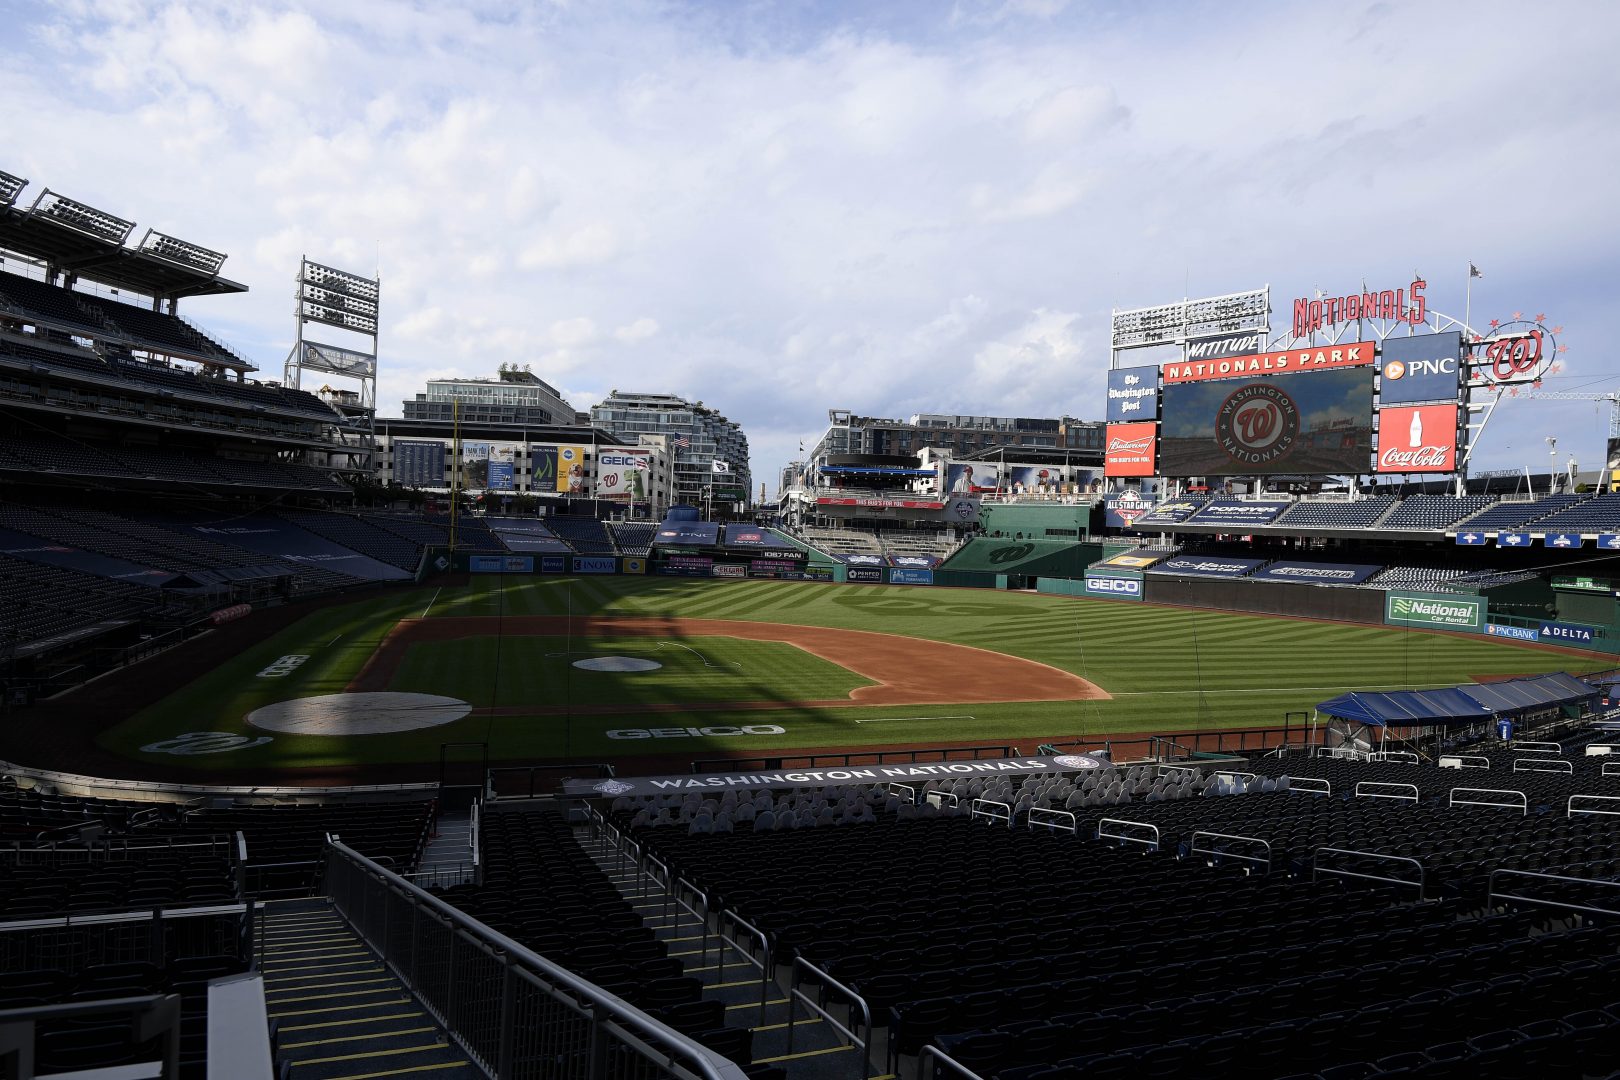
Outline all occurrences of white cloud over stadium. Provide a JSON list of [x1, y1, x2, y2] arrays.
[[6, 0, 1618, 488]]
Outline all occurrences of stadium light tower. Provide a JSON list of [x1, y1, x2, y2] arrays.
[[284, 257, 380, 475]]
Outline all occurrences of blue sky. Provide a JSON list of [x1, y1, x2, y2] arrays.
[[3, 0, 1617, 492]]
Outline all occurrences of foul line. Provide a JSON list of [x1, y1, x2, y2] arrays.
[[419, 587, 442, 620], [855, 714, 977, 724]]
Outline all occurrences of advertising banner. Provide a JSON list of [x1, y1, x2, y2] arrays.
[[540, 555, 568, 574], [1376, 404, 1459, 473], [558, 445, 588, 495], [711, 563, 747, 578], [1498, 532, 1530, 548], [843, 554, 885, 566], [889, 555, 941, 569], [461, 442, 493, 488], [1540, 621, 1599, 645], [816, 496, 947, 510], [846, 566, 885, 583], [1486, 623, 1541, 642], [1163, 341, 1375, 384], [749, 558, 796, 575], [530, 446, 558, 492], [945, 498, 980, 524], [1552, 576, 1615, 593], [1104, 422, 1158, 477], [655, 522, 721, 546], [1106, 367, 1159, 423], [1384, 590, 1483, 632], [889, 567, 935, 585], [595, 448, 651, 501], [1608, 437, 1620, 493], [1007, 465, 1064, 494], [1103, 491, 1153, 529], [1148, 555, 1265, 578], [1252, 561, 1383, 585], [1544, 533, 1583, 549], [1084, 569, 1143, 600], [562, 753, 1110, 796], [1182, 331, 1270, 363], [945, 463, 1002, 494], [1378, 332, 1463, 405], [572, 556, 617, 574], [1101, 548, 1164, 569], [667, 554, 714, 569], [469, 555, 534, 574], [724, 525, 796, 549], [487, 448, 516, 491], [394, 441, 445, 488], [1188, 500, 1288, 526], [802, 565, 836, 582], [656, 564, 710, 577], [622, 557, 647, 575], [1159, 366, 1373, 477]]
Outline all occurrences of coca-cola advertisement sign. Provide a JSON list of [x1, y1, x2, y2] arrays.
[[1376, 404, 1458, 473], [1104, 421, 1157, 477]]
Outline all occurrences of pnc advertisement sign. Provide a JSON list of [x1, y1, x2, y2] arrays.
[[1083, 570, 1143, 600], [1384, 590, 1483, 632], [1376, 404, 1459, 473], [1163, 341, 1375, 384], [1106, 367, 1159, 422], [1104, 422, 1157, 477], [1378, 332, 1462, 405]]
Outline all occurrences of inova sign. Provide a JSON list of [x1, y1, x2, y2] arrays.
[[1384, 591, 1483, 632]]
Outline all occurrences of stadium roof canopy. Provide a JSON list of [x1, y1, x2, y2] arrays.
[[0, 201, 246, 302], [1318, 673, 1599, 727]]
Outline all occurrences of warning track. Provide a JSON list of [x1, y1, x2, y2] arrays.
[[349, 616, 1108, 713]]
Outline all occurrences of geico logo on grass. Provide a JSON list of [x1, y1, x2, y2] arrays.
[[141, 732, 274, 755], [256, 655, 309, 678], [606, 725, 787, 740]]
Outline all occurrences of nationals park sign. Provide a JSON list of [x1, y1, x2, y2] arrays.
[[1384, 590, 1483, 632], [562, 754, 1110, 797]]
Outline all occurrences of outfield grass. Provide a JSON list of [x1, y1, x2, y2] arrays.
[[103, 576, 1602, 770]]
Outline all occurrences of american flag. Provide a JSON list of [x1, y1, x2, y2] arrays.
[[672, 434, 690, 448]]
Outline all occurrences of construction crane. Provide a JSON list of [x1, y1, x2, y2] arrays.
[[1525, 391, 1620, 437]]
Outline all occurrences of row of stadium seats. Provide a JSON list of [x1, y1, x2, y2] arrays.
[[0, 270, 240, 364], [1132, 491, 1620, 535]]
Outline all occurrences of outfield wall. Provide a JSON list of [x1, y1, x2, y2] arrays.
[[1142, 575, 1387, 623]]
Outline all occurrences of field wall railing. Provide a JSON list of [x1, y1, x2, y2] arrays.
[[688, 745, 1019, 774]]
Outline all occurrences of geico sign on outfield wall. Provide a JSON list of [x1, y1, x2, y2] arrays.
[[1385, 591, 1483, 632], [1084, 570, 1143, 600], [606, 725, 788, 740]]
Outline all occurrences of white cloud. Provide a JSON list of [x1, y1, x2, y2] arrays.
[[5, 0, 1618, 495]]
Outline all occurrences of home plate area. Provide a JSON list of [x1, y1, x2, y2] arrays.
[[245, 692, 472, 736]]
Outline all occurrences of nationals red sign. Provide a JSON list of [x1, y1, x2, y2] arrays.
[[1376, 404, 1458, 473], [1105, 422, 1158, 477], [1163, 341, 1375, 384], [1293, 279, 1427, 339]]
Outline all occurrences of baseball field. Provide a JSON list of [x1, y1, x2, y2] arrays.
[[97, 575, 1602, 774]]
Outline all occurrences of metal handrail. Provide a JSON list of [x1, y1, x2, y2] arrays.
[[918, 1043, 991, 1080], [1584, 744, 1620, 756], [888, 783, 917, 805], [1312, 846, 1426, 899], [322, 838, 748, 1080], [1437, 755, 1491, 770], [1568, 794, 1620, 818], [1604, 760, 1620, 778], [1448, 788, 1528, 816], [0, 993, 181, 1080], [716, 908, 772, 1027], [1190, 831, 1272, 873], [1026, 807, 1077, 835], [1374, 750, 1420, 765], [1514, 758, 1573, 774], [969, 799, 1012, 828], [1510, 740, 1562, 753], [1488, 868, 1620, 918], [1284, 776, 1331, 795], [1353, 781, 1419, 803], [1096, 818, 1160, 851], [788, 956, 871, 1080]]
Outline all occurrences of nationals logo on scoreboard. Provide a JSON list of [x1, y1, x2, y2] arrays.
[[1376, 404, 1459, 473], [1214, 382, 1301, 467]]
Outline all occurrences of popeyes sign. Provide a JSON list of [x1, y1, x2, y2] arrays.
[[1376, 404, 1458, 473], [1105, 422, 1157, 477]]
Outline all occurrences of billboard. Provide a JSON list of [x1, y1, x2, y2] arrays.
[[461, 442, 493, 487], [1378, 332, 1462, 405], [1188, 500, 1287, 526], [1103, 491, 1153, 529], [1252, 561, 1383, 585], [1608, 436, 1620, 492], [1100, 548, 1163, 569], [1540, 621, 1598, 645], [1104, 422, 1157, 477], [724, 525, 796, 549], [572, 556, 617, 574], [1375, 404, 1459, 474], [596, 448, 651, 500], [470, 555, 533, 574], [1163, 341, 1374, 384], [1084, 569, 1143, 600], [1008, 465, 1064, 494], [655, 522, 720, 546], [487, 448, 516, 491], [1384, 590, 1483, 632], [945, 463, 1002, 494], [1106, 368, 1159, 423], [889, 567, 935, 586], [1148, 555, 1265, 578], [394, 440, 444, 487], [846, 566, 885, 583], [1182, 331, 1270, 363], [1159, 366, 1373, 476]]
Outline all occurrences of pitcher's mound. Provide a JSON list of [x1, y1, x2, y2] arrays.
[[246, 692, 472, 736], [573, 656, 663, 672]]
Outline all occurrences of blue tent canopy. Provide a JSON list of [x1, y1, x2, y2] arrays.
[[1318, 673, 1599, 728]]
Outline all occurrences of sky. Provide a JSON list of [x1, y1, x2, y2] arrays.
[[4, 0, 1618, 496]]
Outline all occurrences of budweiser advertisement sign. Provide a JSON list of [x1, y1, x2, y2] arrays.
[[1105, 422, 1157, 477], [816, 496, 945, 510], [1376, 404, 1458, 473], [1163, 341, 1375, 384]]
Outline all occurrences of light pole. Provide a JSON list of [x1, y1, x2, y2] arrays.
[[1547, 437, 1558, 496]]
